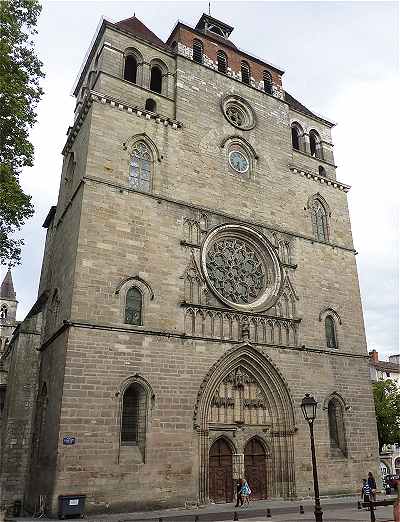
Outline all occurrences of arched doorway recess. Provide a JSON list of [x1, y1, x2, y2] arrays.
[[244, 437, 267, 499], [209, 438, 233, 503], [194, 342, 296, 504]]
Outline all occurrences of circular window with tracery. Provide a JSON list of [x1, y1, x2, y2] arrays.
[[221, 95, 256, 131], [201, 224, 282, 312]]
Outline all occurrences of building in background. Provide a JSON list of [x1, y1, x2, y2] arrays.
[[369, 350, 400, 386], [0, 270, 19, 416], [369, 349, 400, 478], [0, 12, 379, 516]]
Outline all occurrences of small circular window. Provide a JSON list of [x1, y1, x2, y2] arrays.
[[221, 95, 256, 130], [229, 150, 249, 173]]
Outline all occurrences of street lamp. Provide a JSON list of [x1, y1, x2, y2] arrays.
[[301, 393, 323, 522]]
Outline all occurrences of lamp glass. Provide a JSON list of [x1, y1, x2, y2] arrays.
[[301, 394, 317, 422]]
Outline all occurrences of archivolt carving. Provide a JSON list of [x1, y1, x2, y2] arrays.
[[114, 275, 154, 300], [319, 307, 342, 325], [195, 342, 297, 502], [193, 342, 295, 431], [322, 391, 350, 411]]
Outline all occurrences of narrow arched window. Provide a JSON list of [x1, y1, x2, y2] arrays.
[[241, 61, 250, 85], [291, 126, 300, 150], [328, 398, 346, 455], [318, 165, 326, 177], [145, 98, 156, 112], [217, 50, 228, 73], [309, 130, 323, 159], [150, 66, 162, 93], [129, 141, 152, 192], [193, 39, 203, 64], [121, 384, 140, 444], [124, 55, 137, 83], [125, 287, 142, 325], [325, 315, 337, 348], [263, 70, 273, 94], [311, 199, 329, 241], [0, 305, 7, 319], [171, 41, 177, 52]]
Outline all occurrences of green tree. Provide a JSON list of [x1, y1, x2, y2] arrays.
[[0, 0, 44, 266], [372, 379, 400, 453]]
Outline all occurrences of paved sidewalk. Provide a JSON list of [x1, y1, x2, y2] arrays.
[[9, 495, 396, 522]]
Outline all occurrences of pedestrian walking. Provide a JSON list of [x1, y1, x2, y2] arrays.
[[235, 478, 244, 508], [241, 478, 252, 506], [367, 471, 377, 501], [361, 478, 372, 504]]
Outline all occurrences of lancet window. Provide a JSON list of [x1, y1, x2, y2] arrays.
[[328, 397, 347, 455], [128, 141, 152, 192], [125, 287, 143, 326]]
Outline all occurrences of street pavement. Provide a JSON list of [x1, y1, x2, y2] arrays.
[[10, 495, 397, 522]]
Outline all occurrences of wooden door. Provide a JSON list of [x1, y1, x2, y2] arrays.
[[244, 438, 267, 500], [209, 438, 233, 503]]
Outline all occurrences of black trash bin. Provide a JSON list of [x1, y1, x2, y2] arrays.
[[13, 500, 22, 517], [58, 495, 86, 519]]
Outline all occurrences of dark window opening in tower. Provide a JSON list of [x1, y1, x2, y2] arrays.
[[0, 305, 7, 319], [193, 39, 203, 64], [150, 66, 162, 93], [325, 315, 337, 348], [171, 40, 177, 52], [291, 126, 300, 150], [310, 133, 317, 157], [124, 55, 137, 83], [263, 71, 273, 94], [217, 51, 228, 74], [145, 98, 157, 113], [241, 61, 250, 85], [319, 166, 326, 177]]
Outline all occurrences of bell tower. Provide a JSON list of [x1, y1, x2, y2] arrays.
[[0, 269, 18, 355]]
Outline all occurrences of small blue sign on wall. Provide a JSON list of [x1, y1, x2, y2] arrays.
[[63, 436, 76, 445]]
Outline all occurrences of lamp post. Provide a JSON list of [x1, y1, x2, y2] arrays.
[[301, 393, 323, 522]]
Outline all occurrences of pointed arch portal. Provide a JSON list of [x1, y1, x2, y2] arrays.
[[195, 343, 296, 504]]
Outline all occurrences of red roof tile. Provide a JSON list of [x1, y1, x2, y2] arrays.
[[114, 16, 166, 48]]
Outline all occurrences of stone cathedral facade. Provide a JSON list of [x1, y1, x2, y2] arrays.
[[0, 13, 379, 515]]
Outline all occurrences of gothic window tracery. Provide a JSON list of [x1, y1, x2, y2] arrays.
[[221, 95, 256, 131], [206, 237, 266, 305], [208, 367, 269, 426], [309, 196, 329, 241], [125, 287, 143, 326], [129, 141, 152, 192]]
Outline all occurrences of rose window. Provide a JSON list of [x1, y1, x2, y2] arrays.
[[206, 238, 265, 304], [221, 95, 256, 131], [201, 224, 283, 312], [226, 106, 245, 127]]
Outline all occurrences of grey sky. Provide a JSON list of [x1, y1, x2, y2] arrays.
[[3, 1, 398, 359]]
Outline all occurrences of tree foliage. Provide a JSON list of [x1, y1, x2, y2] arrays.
[[0, 0, 44, 266], [372, 379, 400, 453]]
